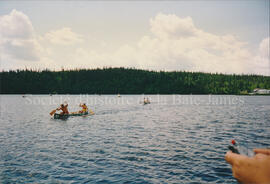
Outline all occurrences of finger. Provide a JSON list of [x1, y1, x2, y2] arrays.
[[225, 151, 248, 165], [254, 149, 270, 155], [225, 151, 235, 165]]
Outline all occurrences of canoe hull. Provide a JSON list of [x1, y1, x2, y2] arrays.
[[143, 102, 150, 105], [53, 111, 89, 120]]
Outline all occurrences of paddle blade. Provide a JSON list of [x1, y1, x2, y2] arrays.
[[89, 110, 95, 115], [50, 109, 57, 116]]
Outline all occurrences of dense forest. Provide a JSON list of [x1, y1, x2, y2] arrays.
[[0, 67, 270, 94]]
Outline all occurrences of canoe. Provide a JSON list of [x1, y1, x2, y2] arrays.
[[53, 111, 89, 120], [143, 101, 150, 105]]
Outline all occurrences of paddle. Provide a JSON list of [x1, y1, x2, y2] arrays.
[[50, 109, 57, 116], [50, 107, 60, 116]]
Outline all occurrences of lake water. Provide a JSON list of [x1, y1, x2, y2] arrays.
[[0, 95, 269, 183]]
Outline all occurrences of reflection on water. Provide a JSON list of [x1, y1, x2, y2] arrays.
[[0, 95, 269, 183]]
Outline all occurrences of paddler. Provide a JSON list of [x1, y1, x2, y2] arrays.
[[79, 103, 88, 113], [143, 97, 150, 104], [57, 104, 69, 115]]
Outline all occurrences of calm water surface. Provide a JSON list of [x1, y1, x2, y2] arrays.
[[0, 95, 269, 183]]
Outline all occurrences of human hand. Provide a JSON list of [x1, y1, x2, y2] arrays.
[[225, 149, 270, 184]]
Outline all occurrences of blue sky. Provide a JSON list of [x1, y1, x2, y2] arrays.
[[0, 0, 269, 75]]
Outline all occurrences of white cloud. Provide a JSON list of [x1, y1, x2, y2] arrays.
[[150, 13, 197, 39], [0, 9, 34, 39], [142, 13, 253, 74], [42, 27, 83, 45], [0, 9, 42, 62], [2, 39, 41, 61], [259, 37, 269, 58], [251, 37, 270, 75], [0, 10, 83, 69], [71, 13, 259, 74], [0, 11, 269, 76]]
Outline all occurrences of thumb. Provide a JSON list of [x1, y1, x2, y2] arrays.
[[225, 151, 248, 165], [254, 149, 270, 156]]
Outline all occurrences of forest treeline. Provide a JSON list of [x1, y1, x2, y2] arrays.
[[0, 67, 270, 94]]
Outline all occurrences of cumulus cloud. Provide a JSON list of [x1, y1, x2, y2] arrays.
[[43, 27, 83, 45], [259, 37, 269, 58], [0, 10, 84, 70], [142, 13, 253, 74], [0, 9, 34, 39], [2, 39, 42, 61], [71, 13, 261, 74], [1, 11, 269, 76], [0, 9, 42, 62], [150, 14, 197, 39], [251, 37, 270, 75]]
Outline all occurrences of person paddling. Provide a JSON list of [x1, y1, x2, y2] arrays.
[[57, 104, 69, 115], [79, 103, 88, 113], [143, 97, 150, 104]]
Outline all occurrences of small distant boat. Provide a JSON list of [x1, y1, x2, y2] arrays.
[[118, 94, 121, 97], [143, 97, 150, 105], [53, 111, 89, 120], [22, 95, 26, 98], [143, 101, 150, 105]]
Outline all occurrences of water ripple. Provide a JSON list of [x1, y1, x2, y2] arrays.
[[0, 95, 269, 183]]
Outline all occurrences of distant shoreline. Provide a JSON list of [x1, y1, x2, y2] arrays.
[[1, 67, 269, 95]]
